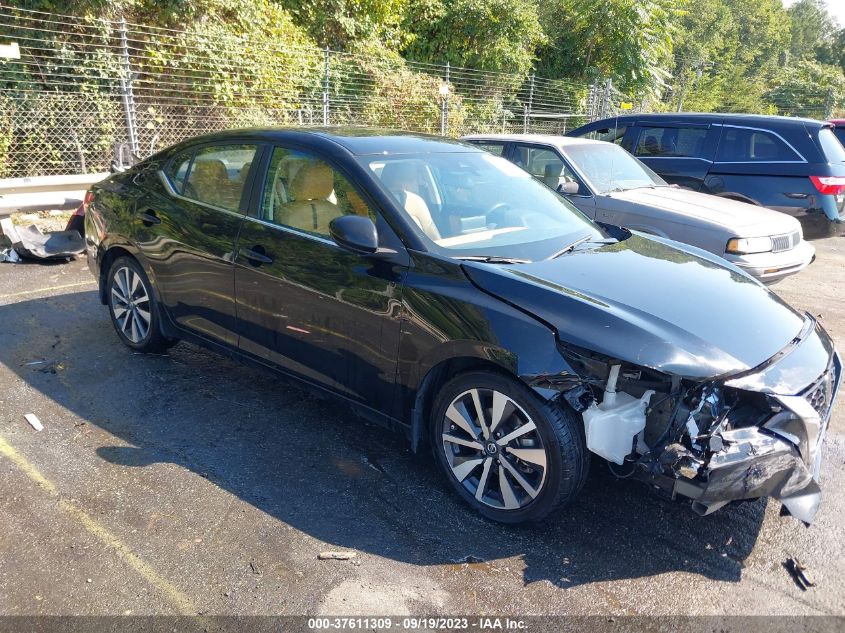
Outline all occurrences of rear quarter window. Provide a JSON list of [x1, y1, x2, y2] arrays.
[[165, 150, 194, 194], [716, 127, 802, 162], [817, 128, 845, 164], [471, 142, 506, 156], [586, 126, 627, 145]]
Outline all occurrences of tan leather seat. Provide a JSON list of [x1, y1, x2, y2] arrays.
[[379, 162, 440, 240], [346, 189, 371, 217], [189, 159, 231, 207], [543, 163, 562, 189], [279, 161, 340, 234]]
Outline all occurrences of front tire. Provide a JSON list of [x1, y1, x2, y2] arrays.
[[106, 256, 174, 353], [431, 371, 588, 524]]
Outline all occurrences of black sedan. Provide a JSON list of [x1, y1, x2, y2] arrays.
[[84, 128, 841, 525]]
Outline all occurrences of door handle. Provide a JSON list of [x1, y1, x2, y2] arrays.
[[239, 246, 273, 266], [138, 210, 161, 225]]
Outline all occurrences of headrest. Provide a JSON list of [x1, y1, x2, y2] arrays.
[[544, 163, 562, 178], [380, 162, 419, 194], [289, 162, 334, 200], [191, 159, 228, 183]]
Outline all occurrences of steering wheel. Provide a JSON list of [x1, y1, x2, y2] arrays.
[[485, 201, 513, 227]]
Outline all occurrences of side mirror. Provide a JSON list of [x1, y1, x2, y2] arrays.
[[329, 215, 378, 254], [559, 181, 581, 195]]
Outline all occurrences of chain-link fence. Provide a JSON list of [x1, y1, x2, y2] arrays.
[[0, 4, 630, 178]]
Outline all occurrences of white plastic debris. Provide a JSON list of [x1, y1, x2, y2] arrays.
[[24, 413, 44, 432], [318, 551, 357, 560]]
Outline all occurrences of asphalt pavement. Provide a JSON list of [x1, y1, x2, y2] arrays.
[[0, 237, 844, 620]]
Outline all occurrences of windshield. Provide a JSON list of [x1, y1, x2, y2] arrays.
[[819, 128, 845, 164], [362, 152, 606, 260], [564, 143, 666, 194]]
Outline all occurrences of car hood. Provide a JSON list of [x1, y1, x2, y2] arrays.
[[607, 187, 799, 234], [462, 234, 805, 379]]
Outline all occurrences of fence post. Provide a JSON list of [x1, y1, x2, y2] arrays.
[[523, 73, 535, 133], [323, 47, 330, 126], [602, 79, 613, 119], [118, 18, 139, 156], [440, 62, 450, 136], [824, 88, 834, 120]]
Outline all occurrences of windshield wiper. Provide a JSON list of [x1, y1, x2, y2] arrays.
[[455, 255, 531, 264], [547, 236, 592, 259], [548, 236, 618, 260]]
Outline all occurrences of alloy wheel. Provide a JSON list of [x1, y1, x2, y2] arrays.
[[110, 265, 152, 344], [441, 388, 548, 510]]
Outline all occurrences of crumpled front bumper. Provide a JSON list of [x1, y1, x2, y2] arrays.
[[670, 340, 841, 524]]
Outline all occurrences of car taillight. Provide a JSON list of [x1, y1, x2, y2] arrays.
[[809, 176, 845, 195], [82, 190, 95, 214]]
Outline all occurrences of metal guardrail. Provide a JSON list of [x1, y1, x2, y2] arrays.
[[0, 172, 108, 216]]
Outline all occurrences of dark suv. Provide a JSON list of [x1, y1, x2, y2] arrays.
[[569, 113, 845, 238]]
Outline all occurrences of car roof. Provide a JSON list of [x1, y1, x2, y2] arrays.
[[462, 133, 606, 147], [590, 112, 826, 128], [159, 127, 480, 157]]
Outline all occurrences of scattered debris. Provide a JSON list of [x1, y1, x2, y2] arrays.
[[24, 360, 48, 366], [0, 247, 20, 263], [0, 216, 84, 261], [784, 557, 815, 591], [451, 555, 486, 564], [249, 561, 261, 575], [24, 413, 44, 432], [318, 551, 357, 561]]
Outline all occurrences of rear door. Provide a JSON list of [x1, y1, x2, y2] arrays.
[[631, 122, 718, 191], [233, 144, 408, 413], [135, 142, 261, 346], [708, 125, 811, 213]]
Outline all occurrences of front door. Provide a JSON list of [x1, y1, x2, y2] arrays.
[[509, 143, 597, 218], [234, 146, 408, 413]]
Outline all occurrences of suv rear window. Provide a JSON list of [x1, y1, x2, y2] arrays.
[[716, 127, 802, 162], [634, 126, 709, 158], [818, 128, 845, 164]]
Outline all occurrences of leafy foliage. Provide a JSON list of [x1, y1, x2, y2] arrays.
[[402, 0, 546, 75]]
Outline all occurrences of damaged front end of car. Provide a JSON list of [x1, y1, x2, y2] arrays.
[[544, 315, 842, 525]]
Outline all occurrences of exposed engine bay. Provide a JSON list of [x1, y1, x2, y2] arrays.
[[554, 317, 842, 525]]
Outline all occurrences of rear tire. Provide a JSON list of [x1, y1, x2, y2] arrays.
[[106, 256, 174, 353], [431, 370, 589, 524]]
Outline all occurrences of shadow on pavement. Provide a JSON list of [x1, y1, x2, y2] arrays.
[[0, 289, 766, 589]]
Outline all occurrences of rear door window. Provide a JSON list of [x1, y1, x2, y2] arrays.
[[817, 128, 845, 164], [635, 126, 709, 158], [715, 128, 802, 163], [182, 145, 258, 212]]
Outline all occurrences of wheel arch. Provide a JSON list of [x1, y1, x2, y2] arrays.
[[98, 245, 137, 304], [408, 335, 577, 454]]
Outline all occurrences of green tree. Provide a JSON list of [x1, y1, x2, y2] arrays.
[[277, 0, 411, 50], [402, 0, 546, 75], [787, 0, 837, 62], [537, 0, 682, 96]]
